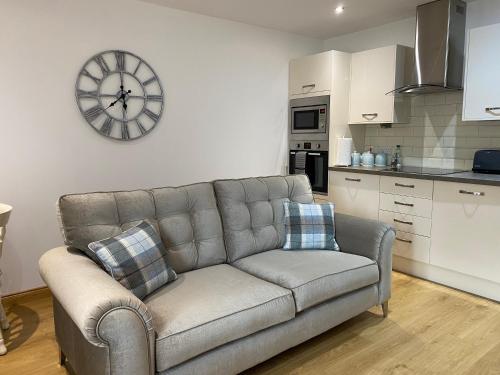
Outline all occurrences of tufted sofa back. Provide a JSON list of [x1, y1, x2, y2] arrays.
[[57, 182, 227, 274], [213, 175, 313, 262]]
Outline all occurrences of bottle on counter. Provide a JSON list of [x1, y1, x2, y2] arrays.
[[391, 145, 402, 170]]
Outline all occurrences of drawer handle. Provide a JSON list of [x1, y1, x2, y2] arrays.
[[395, 183, 415, 188], [396, 237, 413, 244], [345, 177, 361, 182], [459, 189, 485, 196], [485, 107, 500, 112], [394, 218, 413, 225], [362, 113, 378, 120], [394, 201, 414, 207], [302, 84, 316, 89]]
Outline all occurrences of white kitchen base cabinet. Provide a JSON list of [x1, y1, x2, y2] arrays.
[[463, 23, 500, 121], [329, 170, 500, 301], [430, 181, 500, 284], [328, 171, 380, 220]]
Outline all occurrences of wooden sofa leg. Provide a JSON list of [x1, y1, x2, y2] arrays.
[[58, 347, 66, 367], [382, 301, 389, 318]]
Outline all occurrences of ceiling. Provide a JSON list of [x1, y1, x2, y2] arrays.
[[140, 0, 429, 39]]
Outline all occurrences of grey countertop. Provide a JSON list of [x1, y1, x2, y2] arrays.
[[329, 166, 500, 187]]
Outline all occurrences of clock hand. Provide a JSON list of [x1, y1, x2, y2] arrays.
[[105, 88, 131, 109]]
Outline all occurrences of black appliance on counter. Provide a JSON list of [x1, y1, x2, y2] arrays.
[[289, 141, 328, 195], [473, 149, 500, 174]]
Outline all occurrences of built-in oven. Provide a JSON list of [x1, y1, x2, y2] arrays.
[[289, 148, 329, 195], [289, 95, 329, 136]]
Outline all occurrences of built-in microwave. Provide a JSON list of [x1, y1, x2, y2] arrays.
[[289, 95, 329, 136]]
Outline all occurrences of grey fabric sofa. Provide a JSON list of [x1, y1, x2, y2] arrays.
[[39, 175, 395, 375]]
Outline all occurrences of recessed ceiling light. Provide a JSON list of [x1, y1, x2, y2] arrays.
[[335, 5, 344, 14]]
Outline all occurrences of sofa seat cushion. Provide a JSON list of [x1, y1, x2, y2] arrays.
[[232, 250, 379, 312], [143, 264, 295, 371]]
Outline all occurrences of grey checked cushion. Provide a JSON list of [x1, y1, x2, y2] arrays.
[[88, 221, 177, 299], [213, 175, 314, 262], [283, 202, 339, 251]]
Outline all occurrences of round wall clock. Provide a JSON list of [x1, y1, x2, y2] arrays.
[[75, 50, 164, 141]]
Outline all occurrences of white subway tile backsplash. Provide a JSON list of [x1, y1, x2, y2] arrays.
[[478, 125, 500, 137], [362, 92, 500, 168]]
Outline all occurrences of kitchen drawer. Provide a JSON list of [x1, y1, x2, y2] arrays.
[[379, 210, 431, 237], [380, 176, 433, 199], [393, 231, 430, 264], [329, 171, 380, 220], [379, 193, 433, 218]]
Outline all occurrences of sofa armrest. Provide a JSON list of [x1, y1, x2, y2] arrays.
[[334, 213, 395, 304], [39, 246, 155, 375]]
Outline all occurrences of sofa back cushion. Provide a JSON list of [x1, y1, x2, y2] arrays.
[[213, 175, 313, 262], [57, 182, 226, 273]]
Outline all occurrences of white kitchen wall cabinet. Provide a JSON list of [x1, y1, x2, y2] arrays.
[[289, 51, 332, 97], [463, 23, 500, 121], [349, 45, 411, 124], [430, 181, 500, 284], [329, 171, 380, 220]]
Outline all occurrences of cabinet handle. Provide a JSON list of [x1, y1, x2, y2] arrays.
[[308, 152, 321, 156], [302, 84, 316, 89], [394, 201, 414, 207], [345, 177, 361, 182], [459, 189, 485, 196], [395, 183, 415, 188], [362, 113, 378, 120], [396, 237, 413, 244], [485, 107, 500, 112], [394, 218, 413, 225]]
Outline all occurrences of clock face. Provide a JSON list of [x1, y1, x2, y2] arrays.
[[75, 50, 164, 141]]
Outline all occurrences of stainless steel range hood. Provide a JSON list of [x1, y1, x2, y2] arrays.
[[389, 0, 467, 95]]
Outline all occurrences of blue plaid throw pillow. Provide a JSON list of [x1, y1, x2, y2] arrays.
[[283, 202, 340, 251], [88, 221, 177, 299]]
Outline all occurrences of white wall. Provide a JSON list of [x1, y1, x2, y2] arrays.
[[0, 0, 322, 295], [323, 17, 415, 53]]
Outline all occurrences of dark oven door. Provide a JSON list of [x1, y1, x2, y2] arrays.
[[291, 105, 327, 134], [289, 151, 328, 195]]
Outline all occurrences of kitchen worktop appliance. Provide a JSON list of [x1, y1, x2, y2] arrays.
[[472, 149, 500, 174]]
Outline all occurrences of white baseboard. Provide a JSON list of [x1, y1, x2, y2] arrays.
[[393, 256, 500, 302]]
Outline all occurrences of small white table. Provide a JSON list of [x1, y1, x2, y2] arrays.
[[0, 203, 12, 355]]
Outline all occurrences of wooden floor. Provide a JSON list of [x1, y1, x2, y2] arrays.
[[0, 272, 499, 375]]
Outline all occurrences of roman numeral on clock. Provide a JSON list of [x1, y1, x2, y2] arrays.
[[83, 105, 104, 123], [146, 95, 162, 102], [94, 55, 110, 75], [136, 119, 147, 135], [142, 76, 157, 86], [143, 109, 159, 122], [76, 89, 98, 99], [81, 69, 102, 85], [115, 51, 125, 71], [100, 116, 114, 136], [121, 122, 130, 140]]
